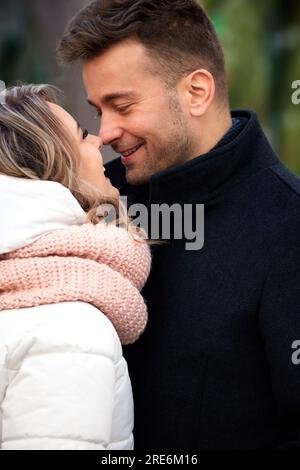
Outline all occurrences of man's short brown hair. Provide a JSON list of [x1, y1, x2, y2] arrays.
[[58, 0, 228, 101]]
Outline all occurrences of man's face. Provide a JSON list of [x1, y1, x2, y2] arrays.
[[83, 39, 194, 185]]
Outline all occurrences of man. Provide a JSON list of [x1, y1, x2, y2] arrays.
[[58, 0, 300, 449]]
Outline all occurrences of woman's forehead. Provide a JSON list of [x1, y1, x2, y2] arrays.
[[47, 102, 77, 134]]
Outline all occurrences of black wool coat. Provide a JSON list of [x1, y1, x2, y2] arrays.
[[105, 110, 300, 449]]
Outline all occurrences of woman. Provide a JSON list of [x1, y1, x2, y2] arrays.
[[0, 84, 151, 450]]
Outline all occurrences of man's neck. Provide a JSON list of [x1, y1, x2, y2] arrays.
[[189, 110, 233, 159]]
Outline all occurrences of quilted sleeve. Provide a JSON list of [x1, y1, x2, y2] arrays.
[[0, 302, 134, 450]]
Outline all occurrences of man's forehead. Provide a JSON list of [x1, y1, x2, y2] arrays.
[[82, 40, 161, 104], [83, 63, 159, 106]]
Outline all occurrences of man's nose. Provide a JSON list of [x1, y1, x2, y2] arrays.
[[99, 118, 123, 145]]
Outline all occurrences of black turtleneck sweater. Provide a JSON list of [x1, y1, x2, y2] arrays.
[[105, 110, 300, 450]]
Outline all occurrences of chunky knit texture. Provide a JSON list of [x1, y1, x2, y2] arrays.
[[0, 223, 151, 345]]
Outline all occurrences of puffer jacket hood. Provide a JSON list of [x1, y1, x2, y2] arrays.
[[0, 175, 86, 254]]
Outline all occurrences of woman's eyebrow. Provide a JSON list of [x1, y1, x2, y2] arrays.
[[76, 121, 83, 135]]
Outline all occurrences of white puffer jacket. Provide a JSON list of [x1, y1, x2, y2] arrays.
[[0, 176, 134, 450]]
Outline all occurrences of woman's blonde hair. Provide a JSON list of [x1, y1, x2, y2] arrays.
[[0, 83, 128, 226]]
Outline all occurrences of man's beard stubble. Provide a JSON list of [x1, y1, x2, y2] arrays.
[[126, 92, 193, 186]]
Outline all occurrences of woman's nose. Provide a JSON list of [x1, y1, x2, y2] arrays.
[[86, 134, 102, 148]]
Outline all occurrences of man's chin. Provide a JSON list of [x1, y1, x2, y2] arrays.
[[125, 168, 151, 186]]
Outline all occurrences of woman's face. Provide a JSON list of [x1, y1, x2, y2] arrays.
[[47, 102, 119, 199]]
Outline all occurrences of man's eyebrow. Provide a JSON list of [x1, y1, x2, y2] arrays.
[[87, 92, 137, 108]]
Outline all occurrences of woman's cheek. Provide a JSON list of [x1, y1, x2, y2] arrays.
[[79, 148, 104, 185]]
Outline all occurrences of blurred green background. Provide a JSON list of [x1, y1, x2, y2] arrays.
[[0, 0, 300, 169]]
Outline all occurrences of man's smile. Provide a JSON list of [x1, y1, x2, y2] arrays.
[[120, 143, 144, 157], [116, 143, 145, 165]]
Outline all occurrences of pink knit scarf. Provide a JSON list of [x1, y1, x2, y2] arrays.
[[0, 224, 151, 344]]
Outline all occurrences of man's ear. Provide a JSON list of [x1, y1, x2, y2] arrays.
[[183, 69, 215, 117]]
